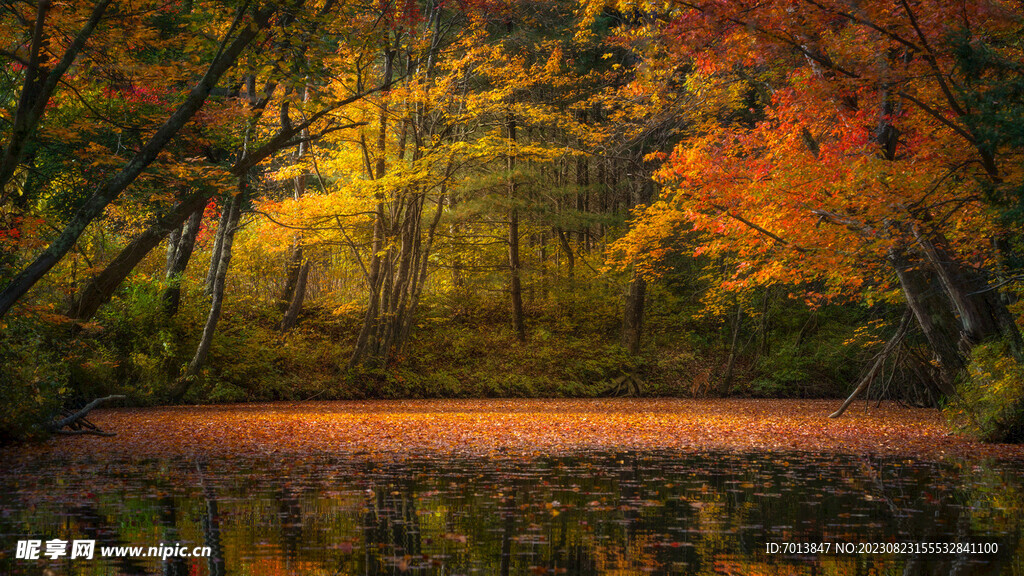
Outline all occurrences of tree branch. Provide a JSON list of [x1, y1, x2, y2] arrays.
[[830, 310, 912, 418], [49, 394, 125, 433], [709, 202, 810, 252]]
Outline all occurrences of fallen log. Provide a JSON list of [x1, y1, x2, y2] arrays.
[[49, 395, 125, 436], [829, 311, 911, 419]]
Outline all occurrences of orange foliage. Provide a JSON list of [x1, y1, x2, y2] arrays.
[[16, 399, 1024, 464], [609, 0, 1023, 303]]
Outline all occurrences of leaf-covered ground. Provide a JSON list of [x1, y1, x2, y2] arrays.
[[13, 399, 1024, 462]]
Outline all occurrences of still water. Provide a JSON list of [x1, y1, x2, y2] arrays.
[[1, 450, 1021, 575]]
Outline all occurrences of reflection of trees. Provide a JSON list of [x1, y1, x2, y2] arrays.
[[361, 473, 424, 574], [499, 486, 514, 576], [196, 461, 226, 576], [4, 454, 1022, 576], [71, 503, 149, 575], [158, 495, 188, 576], [855, 456, 1005, 576], [951, 461, 1024, 576], [584, 452, 698, 574], [275, 479, 304, 560]]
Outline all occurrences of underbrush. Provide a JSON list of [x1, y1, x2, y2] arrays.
[[946, 341, 1024, 443], [78, 291, 869, 403], [0, 310, 72, 442]]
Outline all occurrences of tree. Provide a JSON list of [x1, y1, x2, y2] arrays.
[[0, 1, 280, 318], [609, 0, 1024, 436], [0, 0, 113, 200], [169, 0, 379, 396], [66, 188, 211, 321]]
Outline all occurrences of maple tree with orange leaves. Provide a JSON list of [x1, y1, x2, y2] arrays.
[[606, 0, 1024, 440]]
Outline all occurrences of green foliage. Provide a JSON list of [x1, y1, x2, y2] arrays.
[[748, 342, 813, 397], [0, 313, 72, 442], [745, 313, 866, 398], [947, 342, 1024, 443], [92, 275, 191, 402], [951, 29, 1024, 198], [64, 272, 884, 405]]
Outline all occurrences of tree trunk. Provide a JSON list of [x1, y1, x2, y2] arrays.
[[161, 206, 204, 316], [914, 228, 1023, 359], [204, 202, 232, 296], [349, 204, 385, 366], [449, 194, 465, 296], [278, 84, 310, 313], [575, 149, 589, 251], [889, 248, 962, 395], [399, 192, 446, 351], [621, 272, 645, 355], [66, 191, 210, 321], [349, 47, 395, 367], [720, 299, 743, 396], [166, 227, 182, 274], [280, 260, 309, 331], [172, 192, 242, 400], [278, 244, 303, 311], [508, 113, 526, 342], [619, 176, 654, 356], [556, 227, 574, 281], [830, 310, 912, 418]]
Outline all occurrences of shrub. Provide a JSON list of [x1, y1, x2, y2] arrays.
[[0, 312, 72, 442], [947, 342, 1024, 443]]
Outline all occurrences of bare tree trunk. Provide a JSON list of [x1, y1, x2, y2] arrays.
[[278, 245, 303, 310], [889, 248, 963, 395], [575, 148, 589, 250], [720, 299, 743, 395], [204, 203, 231, 297], [166, 227, 182, 274], [48, 394, 125, 436], [278, 85, 310, 313], [556, 227, 574, 281], [349, 225, 383, 366], [162, 206, 204, 316], [385, 199, 419, 356], [830, 310, 912, 418], [508, 113, 526, 342], [399, 192, 446, 350], [914, 228, 1023, 359], [621, 272, 645, 355], [172, 192, 242, 400], [280, 260, 309, 331], [619, 176, 654, 355], [449, 195, 465, 296]]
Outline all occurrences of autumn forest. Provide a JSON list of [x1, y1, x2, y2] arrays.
[[2, 0, 1024, 574], [1, 0, 1022, 439]]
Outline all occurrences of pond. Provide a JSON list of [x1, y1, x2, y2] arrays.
[[1, 450, 1021, 575]]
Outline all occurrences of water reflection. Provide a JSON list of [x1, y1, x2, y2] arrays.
[[1, 451, 1021, 575]]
